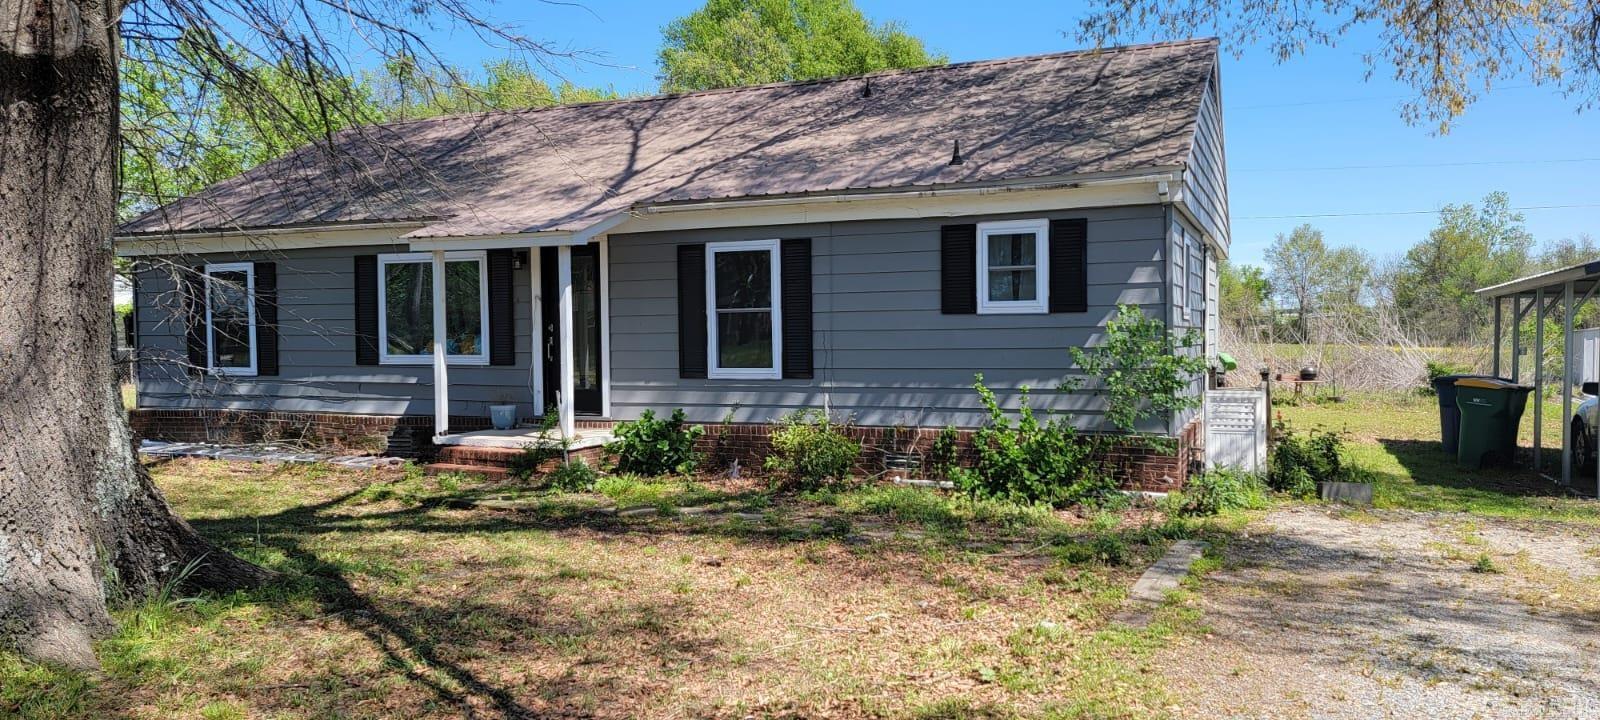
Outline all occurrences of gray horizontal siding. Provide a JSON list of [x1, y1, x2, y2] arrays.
[[608, 206, 1171, 430], [132, 245, 542, 419], [1184, 73, 1229, 248]]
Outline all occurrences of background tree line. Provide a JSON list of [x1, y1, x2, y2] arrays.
[[1222, 191, 1598, 348]]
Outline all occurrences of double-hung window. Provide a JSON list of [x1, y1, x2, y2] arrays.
[[205, 262, 257, 375], [706, 239, 782, 379], [976, 218, 1050, 314], [378, 251, 489, 365]]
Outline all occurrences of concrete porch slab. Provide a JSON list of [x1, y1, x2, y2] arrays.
[[434, 427, 613, 450]]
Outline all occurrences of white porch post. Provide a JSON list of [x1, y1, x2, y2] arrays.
[[530, 248, 544, 414], [557, 245, 576, 437], [431, 249, 450, 438]]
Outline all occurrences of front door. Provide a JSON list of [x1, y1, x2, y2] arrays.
[[541, 244, 603, 416]]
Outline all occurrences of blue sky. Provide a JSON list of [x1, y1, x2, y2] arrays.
[[422, 0, 1599, 269]]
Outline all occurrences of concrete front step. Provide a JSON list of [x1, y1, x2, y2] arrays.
[[424, 462, 511, 480]]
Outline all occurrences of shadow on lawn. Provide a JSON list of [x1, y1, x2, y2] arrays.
[[1375, 438, 1590, 499], [181, 479, 1203, 717]]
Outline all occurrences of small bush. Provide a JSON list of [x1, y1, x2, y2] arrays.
[[1421, 360, 1472, 395], [927, 425, 962, 479], [764, 410, 861, 489], [951, 376, 1113, 507], [508, 413, 563, 482], [1178, 468, 1268, 516], [546, 458, 598, 492], [608, 408, 705, 476], [1270, 422, 1351, 497]]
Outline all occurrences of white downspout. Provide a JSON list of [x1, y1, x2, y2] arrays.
[[431, 249, 450, 438]]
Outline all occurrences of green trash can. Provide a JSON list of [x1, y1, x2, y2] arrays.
[[1454, 377, 1533, 468]]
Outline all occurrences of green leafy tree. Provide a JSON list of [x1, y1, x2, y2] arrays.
[[1067, 304, 1209, 434], [1219, 260, 1271, 333], [658, 0, 945, 92], [1392, 192, 1534, 343], [1264, 224, 1329, 337]]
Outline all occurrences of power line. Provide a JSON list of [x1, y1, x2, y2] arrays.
[[1232, 84, 1534, 110], [1235, 157, 1600, 173], [1237, 203, 1600, 220]]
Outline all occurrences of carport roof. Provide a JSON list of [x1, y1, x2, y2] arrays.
[[1476, 260, 1600, 299]]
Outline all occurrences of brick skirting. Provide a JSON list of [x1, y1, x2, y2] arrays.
[[129, 409, 1204, 489]]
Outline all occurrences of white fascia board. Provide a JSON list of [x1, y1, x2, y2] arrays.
[[405, 232, 578, 251], [596, 178, 1172, 237], [115, 223, 423, 257]]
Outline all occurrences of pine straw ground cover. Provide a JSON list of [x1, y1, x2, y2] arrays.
[[1, 459, 1241, 720]]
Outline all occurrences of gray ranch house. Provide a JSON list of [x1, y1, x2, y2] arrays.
[[118, 39, 1228, 487]]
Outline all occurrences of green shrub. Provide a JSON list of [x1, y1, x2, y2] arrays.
[[546, 458, 598, 492], [1065, 303, 1207, 434], [926, 425, 962, 479], [764, 410, 861, 489], [508, 412, 563, 482], [608, 408, 704, 476], [950, 376, 1113, 507], [1269, 422, 1350, 497], [1421, 360, 1472, 395], [1178, 468, 1268, 516]]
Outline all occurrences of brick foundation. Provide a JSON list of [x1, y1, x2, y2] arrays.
[[691, 418, 1203, 491], [127, 409, 468, 457], [129, 409, 1204, 489]]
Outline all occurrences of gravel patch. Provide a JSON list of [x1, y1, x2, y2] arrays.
[[1157, 506, 1600, 719]]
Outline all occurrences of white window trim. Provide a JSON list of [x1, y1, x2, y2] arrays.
[[204, 262, 258, 377], [976, 218, 1050, 314], [706, 239, 783, 380], [378, 251, 490, 366]]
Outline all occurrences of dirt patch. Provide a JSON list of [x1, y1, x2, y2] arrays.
[[1157, 506, 1600, 719]]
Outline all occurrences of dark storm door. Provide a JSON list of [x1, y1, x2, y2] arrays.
[[540, 244, 603, 416]]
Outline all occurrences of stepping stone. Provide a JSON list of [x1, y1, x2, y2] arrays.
[[1114, 539, 1209, 627], [617, 505, 660, 518]]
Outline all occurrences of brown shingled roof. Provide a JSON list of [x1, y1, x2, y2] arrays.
[[120, 38, 1218, 239]]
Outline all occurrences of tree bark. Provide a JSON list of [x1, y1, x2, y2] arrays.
[[0, 0, 272, 670]]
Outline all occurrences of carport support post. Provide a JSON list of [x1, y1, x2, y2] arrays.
[[1493, 298, 1504, 377], [1561, 280, 1574, 483], [1535, 287, 1545, 472], [1512, 297, 1523, 383]]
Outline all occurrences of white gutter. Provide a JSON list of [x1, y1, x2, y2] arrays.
[[114, 220, 426, 243], [636, 172, 1181, 215]]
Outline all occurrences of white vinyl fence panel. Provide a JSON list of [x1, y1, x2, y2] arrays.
[[1205, 388, 1267, 474]]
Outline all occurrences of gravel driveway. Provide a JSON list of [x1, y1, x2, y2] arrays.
[[1157, 506, 1600, 719]]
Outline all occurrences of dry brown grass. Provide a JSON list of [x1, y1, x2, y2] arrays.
[[1, 459, 1222, 720]]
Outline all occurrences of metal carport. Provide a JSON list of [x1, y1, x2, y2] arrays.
[[1477, 260, 1600, 493]]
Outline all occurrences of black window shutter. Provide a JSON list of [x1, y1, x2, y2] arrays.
[[677, 244, 707, 379], [780, 238, 813, 379], [184, 266, 206, 375], [354, 255, 380, 365], [254, 262, 279, 376], [940, 224, 977, 314], [487, 249, 515, 365], [1049, 218, 1089, 313]]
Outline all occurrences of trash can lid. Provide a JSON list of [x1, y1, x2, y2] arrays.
[[1455, 377, 1528, 390]]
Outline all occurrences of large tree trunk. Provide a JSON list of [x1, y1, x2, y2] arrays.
[[0, 0, 272, 670]]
